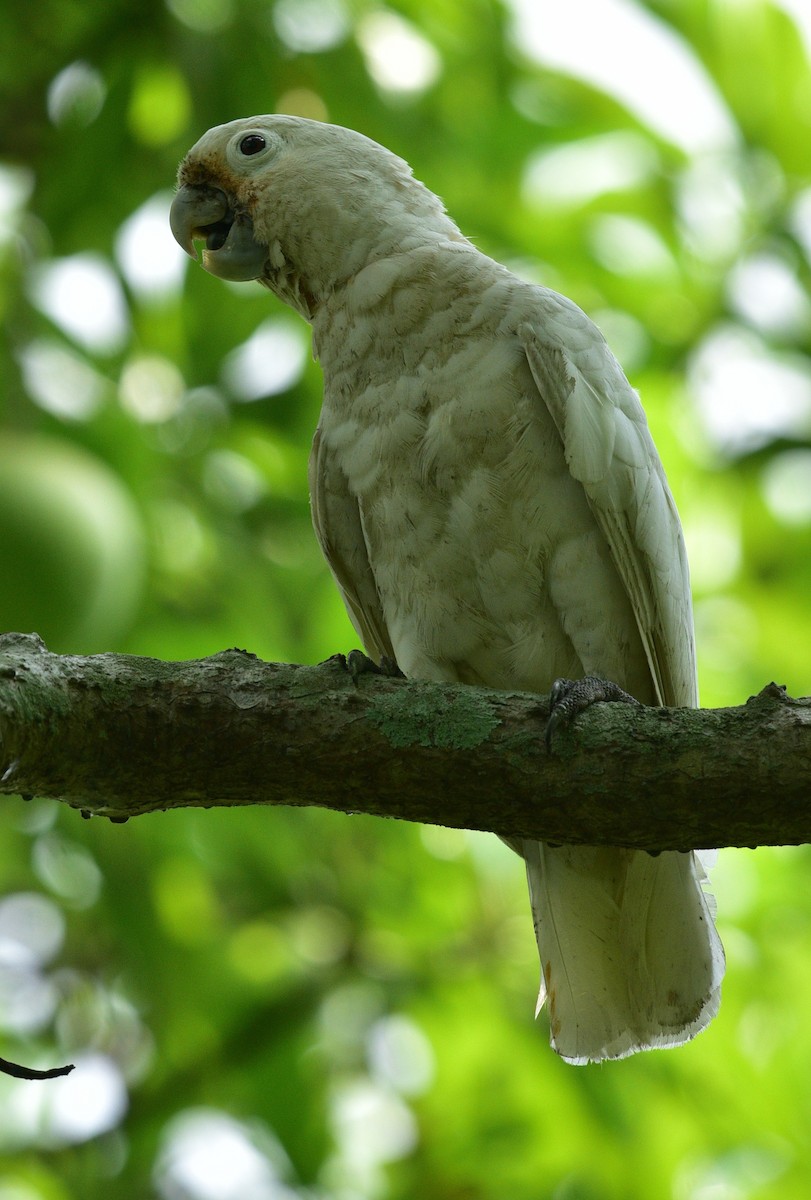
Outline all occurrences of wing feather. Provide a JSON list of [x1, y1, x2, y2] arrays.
[[519, 318, 697, 707], [309, 424, 394, 663]]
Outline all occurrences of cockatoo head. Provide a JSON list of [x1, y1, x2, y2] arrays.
[[171, 115, 461, 317]]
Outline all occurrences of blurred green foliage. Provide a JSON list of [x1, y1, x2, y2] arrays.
[[2, 1, 811, 1196]]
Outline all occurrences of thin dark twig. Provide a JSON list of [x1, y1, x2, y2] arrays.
[[0, 1055, 75, 1080]]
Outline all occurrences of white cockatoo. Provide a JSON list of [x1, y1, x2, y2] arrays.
[[170, 116, 725, 1063]]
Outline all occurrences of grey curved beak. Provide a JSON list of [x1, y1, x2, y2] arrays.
[[169, 184, 231, 258], [170, 184, 268, 281]]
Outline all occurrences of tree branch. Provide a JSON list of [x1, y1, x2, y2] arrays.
[[0, 632, 808, 851]]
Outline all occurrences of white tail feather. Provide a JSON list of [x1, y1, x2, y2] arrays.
[[522, 841, 725, 1064]]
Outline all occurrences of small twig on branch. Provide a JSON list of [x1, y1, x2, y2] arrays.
[[0, 1055, 74, 1080], [0, 631, 809, 851]]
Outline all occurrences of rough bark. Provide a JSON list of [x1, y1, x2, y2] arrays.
[[0, 632, 809, 851]]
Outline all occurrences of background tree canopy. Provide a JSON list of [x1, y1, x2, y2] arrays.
[[2, 1, 811, 1196]]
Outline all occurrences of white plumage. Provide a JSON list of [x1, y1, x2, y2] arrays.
[[170, 116, 725, 1063]]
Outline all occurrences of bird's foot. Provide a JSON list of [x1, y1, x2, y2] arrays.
[[545, 675, 641, 751], [345, 649, 404, 683]]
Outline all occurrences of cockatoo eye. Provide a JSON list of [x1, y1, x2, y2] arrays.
[[239, 134, 267, 156]]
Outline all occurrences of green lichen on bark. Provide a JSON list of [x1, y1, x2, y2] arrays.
[[365, 684, 500, 750]]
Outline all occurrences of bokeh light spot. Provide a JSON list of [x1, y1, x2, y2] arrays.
[[683, 507, 742, 591], [367, 1014, 435, 1096], [0, 166, 34, 245], [202, 449, 266, 512], [589, 214, 676, 277], [116, 192, 188, 300], [508, 0, 737, 154], [47, 62, 106, 128], [228, 920, 295, 986], [761, 450, 811, 526], [689, 325, 811, 454], [17, 338, 108, 420], [33, 834, 103, 910], [330, 1078, 418, 1170], [29, 1054, 127, 1145], [155, 1109, 294, 1200], [357, 12, 441, 95], [222, 319, 308, 400], [165, 0, 234, 32], [120, 356, 185, 423], [0, 893, 65, 968], [0, 966, 57, 1036], [152, 858, 221, 945], [275, 89, 329, 122], [727, 253, 811, 340], [272, 0, 349, 53], [288, 904, 351, 967], [523, 132, 658, 207], [28, 255, 129, 355], [128, 65, 191, 146]]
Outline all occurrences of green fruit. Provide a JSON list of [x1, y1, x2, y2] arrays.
[[0, 434, 145, 651]]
